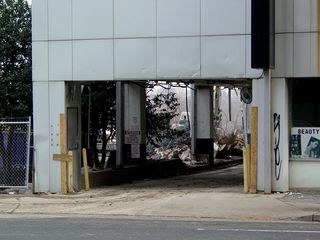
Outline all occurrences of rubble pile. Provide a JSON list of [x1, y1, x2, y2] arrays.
[[147, 132, 244, 164], [148, 144, 191, 162], [215, 132, 244, 159]]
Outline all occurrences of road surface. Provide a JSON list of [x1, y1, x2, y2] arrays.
[[0, 217, 319, 240]]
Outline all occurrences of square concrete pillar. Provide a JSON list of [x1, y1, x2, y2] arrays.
[[116, 82, 146, 166], [191, 85, 214, 166]]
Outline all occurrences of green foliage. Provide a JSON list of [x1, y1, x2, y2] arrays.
[[146, 90, 180, 147], [81, 82, 116, 167], [0, 0, 31, 118]]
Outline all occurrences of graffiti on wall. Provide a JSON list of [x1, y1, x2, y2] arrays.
[[273, 113, 281, 181]]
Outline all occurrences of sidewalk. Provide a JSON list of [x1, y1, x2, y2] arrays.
[[0, 165, 319, 222]]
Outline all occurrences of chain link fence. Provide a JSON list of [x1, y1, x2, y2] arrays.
[[0, 117, 31, 188]]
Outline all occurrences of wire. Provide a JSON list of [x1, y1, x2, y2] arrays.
[[146, 80, 195, 91], [256, 70, 265, 79]]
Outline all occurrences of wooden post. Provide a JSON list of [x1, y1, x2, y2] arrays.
[[68, 151, 74, 193], [82, 148, 90, 191], [52, 113, 74, 194], [243, 145, 250, 193], [250, 107, 258, 193]]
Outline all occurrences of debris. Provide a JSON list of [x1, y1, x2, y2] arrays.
[[215, 131, 244, 159], [179, 147, 191, 161], [147, 131, 244, 165]]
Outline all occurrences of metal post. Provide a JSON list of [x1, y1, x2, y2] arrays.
[[191, 84, 197, 155], [116, 81, 123, 166], [87, 87, 91, 149], [26, 116, 31, 187], [228, 88, 232, 121]]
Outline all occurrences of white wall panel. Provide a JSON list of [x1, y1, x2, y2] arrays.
[[49, 41, 72, 81], [114, 38, 156, 79], [245, 36, 263, 78], [275, 0, 293, 33], [32, 0, 48, 41], [33, 82, 50, 192], [157, 37, 200, 79], [32, 42, 48, 82], [49, 82, 65, 192], [73, 40, 113, 81], [48, 0, 71, 40], [290, 161, 320, 188], [201, 0, 245, 35], [201, 36, 245, 78], [73, 0, 113, 39], [245, 0, 251, 34], [294, 0, 317, 32], [157, 0, 200, 36], [272, 34, 294, 78], [293, 33, 318, 77], [114, 0, 156, 38]]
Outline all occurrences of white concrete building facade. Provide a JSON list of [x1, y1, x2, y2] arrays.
[[32, 0, 320, 192]]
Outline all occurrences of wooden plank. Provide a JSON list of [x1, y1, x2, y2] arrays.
[[60, 163, 67, 194], [60, 113, 67, 194], [82, 148, 90, 191], [53, 154, 72, 162], [250, 107, 258, 193], [68, 151, 74, 193], [243, 145, 250, 193]]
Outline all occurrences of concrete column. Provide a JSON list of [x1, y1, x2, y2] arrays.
[[252, 79, 265, 191], [34, 81, 81, 193], [117, 82, 146, 166], [33, 81, 50, 192], [271, 78, 289, 192], [48, 82, 66, 193], [252, 72, 273, 193], [191, 85, 214, 166]]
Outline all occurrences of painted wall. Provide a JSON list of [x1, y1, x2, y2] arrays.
[[271, 78, 289, 192], [273, 0, 320, 78], [252, 0, 320, 191], [32, 0, 320, 191], [279, 0, 320, 189], [290, 160, 320, 188], [33, 0, 320, 81], [32, 81, 66, 192], [32, 0, 262, 81]]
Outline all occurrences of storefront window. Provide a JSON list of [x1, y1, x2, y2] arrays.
[[290, 78, 320, 159]]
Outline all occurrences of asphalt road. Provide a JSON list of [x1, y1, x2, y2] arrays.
[[0, 217, 319, 240]]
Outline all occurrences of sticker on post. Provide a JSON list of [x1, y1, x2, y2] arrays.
[[131, 144, 140, 159], [124, 130, 141, 144]]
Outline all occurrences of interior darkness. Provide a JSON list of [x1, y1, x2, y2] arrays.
[[292, 78, 320, 127]]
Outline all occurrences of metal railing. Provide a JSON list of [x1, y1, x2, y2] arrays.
[[0, 117, 31, 188]]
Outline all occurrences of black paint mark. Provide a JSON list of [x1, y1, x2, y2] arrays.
[[274, 113, 281, 181]]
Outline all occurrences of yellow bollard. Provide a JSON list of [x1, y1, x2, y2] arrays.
[[82, 148, 90, 191]]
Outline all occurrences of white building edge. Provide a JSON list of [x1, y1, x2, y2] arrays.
[[32, 0, 319, 193]]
